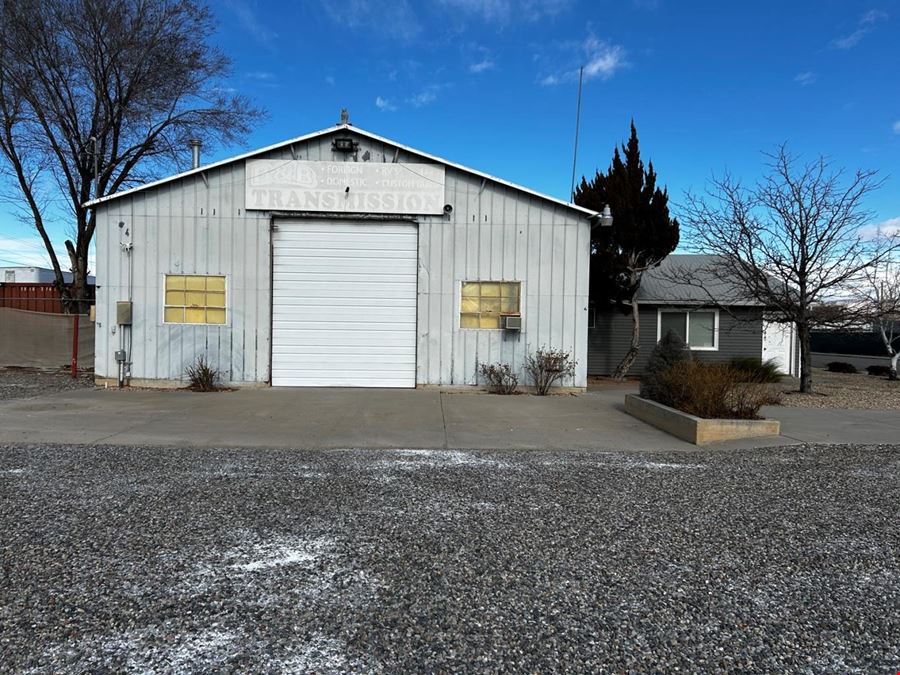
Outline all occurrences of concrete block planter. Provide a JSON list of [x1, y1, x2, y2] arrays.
[[624, 394, 780, 445]]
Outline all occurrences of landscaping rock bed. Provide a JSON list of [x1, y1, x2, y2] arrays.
[[0, 367, 96, 401], [779, 367, 900, 410]]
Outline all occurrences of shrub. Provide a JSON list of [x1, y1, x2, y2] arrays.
[[640, 329, 691, 404], [478, 362, 519, 395], [866, 365, 891, 377], [186, 355, 220, 392], [524, 347, 576, 396], [657, 361, 772, 419], [729, 356, 784, 383], [826, 361, 858, 374]]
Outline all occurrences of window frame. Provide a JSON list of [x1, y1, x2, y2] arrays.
[[458, 280, 522, 330], [656, 308, 719, 351], [161, 273, 229, 326]]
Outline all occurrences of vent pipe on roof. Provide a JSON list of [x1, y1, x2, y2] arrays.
[[189, 139, 202, 169]]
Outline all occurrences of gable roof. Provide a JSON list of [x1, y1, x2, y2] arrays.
[[84, 123, 598, 218], [636, 254, 765, 306]]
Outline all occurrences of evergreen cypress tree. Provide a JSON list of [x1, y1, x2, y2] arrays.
[[575, 121, 679, 378]]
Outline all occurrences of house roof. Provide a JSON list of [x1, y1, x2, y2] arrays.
[[84, 123, 599, 219], [636, 254, 765, 306]]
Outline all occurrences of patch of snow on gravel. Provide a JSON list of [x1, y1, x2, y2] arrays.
[[230, 537, 333, 572], [1, 468, 25, 474], [276, 632, 370, 674], [385, 449, 507, 468]]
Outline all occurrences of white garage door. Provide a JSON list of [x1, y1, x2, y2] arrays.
[[272, 220, 418, 387]]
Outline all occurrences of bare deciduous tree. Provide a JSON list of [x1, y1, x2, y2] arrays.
[[677, 145, 895, 393], [857, 260, 900, 379], [0, 0, 263, 311]]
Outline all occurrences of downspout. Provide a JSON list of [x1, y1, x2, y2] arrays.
[[268, 214, 276, 385]]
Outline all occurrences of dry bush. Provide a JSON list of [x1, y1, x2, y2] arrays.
[[478, 362, 519, 395], [657, 361, 772, 419], [185, 356, 220, 392], [524, 347, 576, 396]]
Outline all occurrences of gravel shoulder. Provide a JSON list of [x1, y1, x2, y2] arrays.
[[0, 368, 96, 401], [778, 367, 900, 410], [1, 443, 898, 673]]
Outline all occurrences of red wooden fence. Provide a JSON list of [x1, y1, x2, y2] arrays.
[[0, 283, 94, 313]]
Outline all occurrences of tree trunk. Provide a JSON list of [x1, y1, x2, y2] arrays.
[[613, 299, 640, 379], [797, 322, 812, 393], [890, 351, 899, 381]]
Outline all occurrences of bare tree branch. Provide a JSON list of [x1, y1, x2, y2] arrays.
[[0, 0, 264, 309]]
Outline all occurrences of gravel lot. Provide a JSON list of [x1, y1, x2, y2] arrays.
[[0, 368, 95, 401], [1, 444, 898, 673], [779, 368, 900, 410]]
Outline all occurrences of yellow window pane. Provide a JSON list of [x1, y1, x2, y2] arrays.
[[166, 275, 185, 290], [207, 308, 226, 324], [480, 282, 501, 297], [501, 296, 520, 313], [479, 315, 500, 329], [501, 283, 520, 299], [461, 282, 480, 297], [185, 276, 206, 291], [206, 276, 226, 292], [460, 313, 480, 328], [461, 296, 480, 313], [164, 307, 184, 323], [185, 291, 206, 307], [165, 290, 185, 306], [481, 298, 501, 314], [185, 307, 206, 323], [206, 292, 226, 308]]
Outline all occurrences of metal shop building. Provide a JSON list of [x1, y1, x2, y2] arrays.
[[88, 115, 606, 389]]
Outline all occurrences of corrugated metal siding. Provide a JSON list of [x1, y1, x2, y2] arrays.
[[95, 128, 590, 387], [587, 305, 763, 376]]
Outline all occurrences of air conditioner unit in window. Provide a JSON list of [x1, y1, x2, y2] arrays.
[[501, 315, 522, 331]]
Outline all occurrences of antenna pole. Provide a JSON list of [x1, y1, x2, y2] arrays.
[[569, 65, 584, 203]]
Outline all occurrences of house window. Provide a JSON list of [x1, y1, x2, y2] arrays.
[[164, 275, 226, 324], [460, 281, 520, 329], [657, 309, 718, 350]]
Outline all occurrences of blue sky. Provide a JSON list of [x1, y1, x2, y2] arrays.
[[1, 0, 898, 269]]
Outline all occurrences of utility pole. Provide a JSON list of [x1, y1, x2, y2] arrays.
[[569, 65, 584, 203]]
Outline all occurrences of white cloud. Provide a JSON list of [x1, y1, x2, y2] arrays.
[[223, 0, 278, 45], [406, 87, 440, 107], [539, 35, 627, 86], [860, 217, 900, 240], [324, 75, 335, 86], [794, 71, 816, 87], [832, 9, 888, 49], [893, 120, 900, 134], [469, 58, 495, 73], [0, 235, 58, 268], [320, 0, 421, 41], [374, 96, 397, 112], [439, 0, 571, 23]]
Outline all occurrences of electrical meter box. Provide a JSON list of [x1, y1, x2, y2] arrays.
[[116, 301, 133, 325]]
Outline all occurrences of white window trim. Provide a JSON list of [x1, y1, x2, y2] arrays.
[[161, 273, 230, 327], [458, 280, 523, 331], [656, 308, 719, 351]]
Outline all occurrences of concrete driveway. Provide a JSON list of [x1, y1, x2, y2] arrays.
[[1, 382, 898, 450]]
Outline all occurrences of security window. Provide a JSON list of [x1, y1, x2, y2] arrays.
[[164, 275, 226, 324], [460, 281, 520, 329], [658, 309, 718, 350]]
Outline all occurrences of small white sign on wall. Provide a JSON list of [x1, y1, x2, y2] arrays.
[[245, 159, 445, 215]]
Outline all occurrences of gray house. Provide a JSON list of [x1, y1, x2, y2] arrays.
[[588, 255, 800, 376], [87, 116, 602, 389]]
